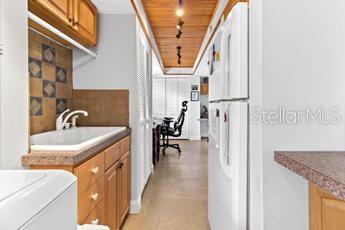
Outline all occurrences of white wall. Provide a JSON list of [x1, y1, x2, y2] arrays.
[[0, 0, 29, 169], [73, 14, 143, 212], [189, 75, 201, 140], [261, 1, 345, 229]]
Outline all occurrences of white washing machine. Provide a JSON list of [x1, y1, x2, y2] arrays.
[[0, 170, 77, 230]]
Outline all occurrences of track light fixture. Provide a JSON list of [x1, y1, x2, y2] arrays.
[[176, 0, 184, 40], [176, 30, 182, 39], [177, 46, 182, 65], [176, 19, 184, 30], [176, 0, 184, 16]]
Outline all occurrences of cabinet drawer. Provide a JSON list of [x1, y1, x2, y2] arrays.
[[105, 142, 120, 170], [75, 152, 104, 195], [82, 198, 105, 225], [78, 176, 104, 224], [120, 136, 130, 154]]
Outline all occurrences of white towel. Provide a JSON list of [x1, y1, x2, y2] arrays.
[[77, 224, 110, 230]]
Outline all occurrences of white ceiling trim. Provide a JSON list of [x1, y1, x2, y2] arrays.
[[165, 68, 194, 75], [131, 0, 165, 74]]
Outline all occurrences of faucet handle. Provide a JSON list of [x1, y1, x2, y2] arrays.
[[71, 115, 79, 128], [56, 109, 70, 130]]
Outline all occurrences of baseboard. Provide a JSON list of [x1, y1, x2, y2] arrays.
[[189, 136, 201, 140], [130, 196, 142, 214]]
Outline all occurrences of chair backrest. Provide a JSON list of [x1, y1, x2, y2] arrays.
[[174, 101, 188, 135]]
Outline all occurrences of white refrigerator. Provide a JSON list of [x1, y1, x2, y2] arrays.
[[208, 3, 249, 230]]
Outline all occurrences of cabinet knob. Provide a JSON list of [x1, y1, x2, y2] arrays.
[[91, 219, 99, 225], [91, 193, 99, 201], [91, 166, 99, 175], [72, 19, 78, 26]]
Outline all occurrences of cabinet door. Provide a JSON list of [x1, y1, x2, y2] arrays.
[[310, 183, 345, 230], [117, 152, 131, 226], [32, 0, 72, 25], [105, 162, 119, 230], [73, 0, 98, 45]]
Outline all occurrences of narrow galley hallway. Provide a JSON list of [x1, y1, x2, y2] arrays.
[[122, 140, 209, 230]]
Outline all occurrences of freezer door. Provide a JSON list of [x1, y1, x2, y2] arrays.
[[208, 103, 220, 229], [208, 28, 223, 102], [219, 101, 248, 230], [220, 3, 248, 100]]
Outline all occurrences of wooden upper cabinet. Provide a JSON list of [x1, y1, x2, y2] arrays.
[[72, 0, 98, 45], [33, 0, 73, 25], [29, 0, 98, 46]]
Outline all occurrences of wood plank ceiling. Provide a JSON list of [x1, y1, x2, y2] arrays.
[[142, 0, 219, 68]]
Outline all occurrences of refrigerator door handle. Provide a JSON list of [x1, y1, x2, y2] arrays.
[[220, 107, 232, 180]]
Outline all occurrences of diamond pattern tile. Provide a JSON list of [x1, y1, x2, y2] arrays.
[[29, 58, 42, 78], [56, 66, 67, 83], [43, 80, 56, 98], [42, 44, 56, 64], [56, 99, 67, 115], [30, 97, 42, 116]]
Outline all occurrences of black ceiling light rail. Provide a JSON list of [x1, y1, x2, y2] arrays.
[[176, 0, 183, 66]]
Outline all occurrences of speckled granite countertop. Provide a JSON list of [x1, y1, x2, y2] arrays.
[[274, 151, 345, 200], [22, 128, 130, 167]]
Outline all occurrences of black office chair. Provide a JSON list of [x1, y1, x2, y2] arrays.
[[160, 101, 188, 155]]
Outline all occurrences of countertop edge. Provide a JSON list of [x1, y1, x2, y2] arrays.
[[274, 151, 345, 201], [22, 128, 131, 167]]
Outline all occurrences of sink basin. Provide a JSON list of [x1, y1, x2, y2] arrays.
[[30, 127, 127, 152]]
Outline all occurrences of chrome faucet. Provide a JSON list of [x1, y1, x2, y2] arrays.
[[56, 109, 88, 130]]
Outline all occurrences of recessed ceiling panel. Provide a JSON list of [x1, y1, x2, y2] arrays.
[[142, 0, 219, 68]]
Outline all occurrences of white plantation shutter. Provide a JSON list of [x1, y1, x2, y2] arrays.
[[177, 78, 189, 138], [165, 78, 179, 117], [138, 39, 145, 121], [152, 77, 190, 139], [145, 51, 151, 121], [153, 78, 166, 117]]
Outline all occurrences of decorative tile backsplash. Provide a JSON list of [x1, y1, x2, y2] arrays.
[[29, 30, 73, 135]]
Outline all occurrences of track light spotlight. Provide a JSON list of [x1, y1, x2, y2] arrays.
[[176, 30, 182, 39], [176, 19, 184, 30], [176, 9, 184, 17]]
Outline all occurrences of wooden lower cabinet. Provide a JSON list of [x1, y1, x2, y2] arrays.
[[310, 183, 345, 230], [117, 152, 131, 225], [105, 161, 120, 230], [28, 135, 131, 229], [105, 152, 131, 230]]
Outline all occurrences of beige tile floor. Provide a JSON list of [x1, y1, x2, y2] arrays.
[[122, 140, 210, 230]]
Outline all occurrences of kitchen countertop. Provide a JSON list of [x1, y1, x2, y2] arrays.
[[274, 151, 345, 200], [22, 128, 131, 167]]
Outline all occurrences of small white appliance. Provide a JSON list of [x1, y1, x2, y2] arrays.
[[208, 2, 249, 230], [0, 170, 77, 230]]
